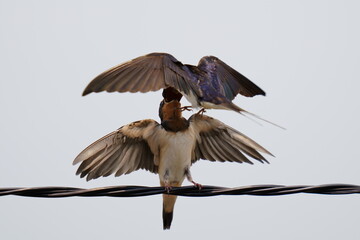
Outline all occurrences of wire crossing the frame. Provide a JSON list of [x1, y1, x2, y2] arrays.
[[1, 184, 360, 198]]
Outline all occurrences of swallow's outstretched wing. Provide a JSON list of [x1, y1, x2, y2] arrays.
[[73, 119, 159, 181], [189, 114, 273, 164], [197, 56, 266, 100], [82, 52, 200, 97]]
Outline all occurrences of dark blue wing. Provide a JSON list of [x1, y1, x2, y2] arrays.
[[197, 56, 266, 100]]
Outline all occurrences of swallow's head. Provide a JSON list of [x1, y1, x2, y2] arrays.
[[198, 56, 218, 72], [159, 99, 189, 132]]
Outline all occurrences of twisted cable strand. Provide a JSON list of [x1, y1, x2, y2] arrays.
[[1, 184, 360, 198]]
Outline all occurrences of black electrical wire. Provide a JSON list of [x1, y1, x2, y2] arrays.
[[1, 184, 360, 198]]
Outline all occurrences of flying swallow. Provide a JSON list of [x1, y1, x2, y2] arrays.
[[82, 52, 266, 114], [73, 99, 272, 229]]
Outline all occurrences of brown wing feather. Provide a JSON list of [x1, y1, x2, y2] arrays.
[[82, 52, 198, 96], [189, 114, 272, 164], [73, 119, 159, 181]]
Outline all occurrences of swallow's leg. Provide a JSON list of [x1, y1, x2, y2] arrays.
[[196, 108, 206, 115], [179, 106, 193, 112], [185, 167, 202, 190]]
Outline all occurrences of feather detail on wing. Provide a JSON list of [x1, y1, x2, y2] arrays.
[[82, 52, 200, 97], [189, 114, 273, 164], [73, 119, 160, 181], [197, 56, 266, 100]]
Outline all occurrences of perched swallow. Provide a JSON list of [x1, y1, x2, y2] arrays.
[[82, 52, 265, 114], [73, 99, 272, 229]]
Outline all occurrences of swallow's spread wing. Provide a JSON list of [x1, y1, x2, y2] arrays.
[[189, 114, 272, 164], [73, 119, 159, 181], [82, 52, 199, 97], [197, 56, 266, 100]]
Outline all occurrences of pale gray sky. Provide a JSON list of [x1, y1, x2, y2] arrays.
[[1, 0, 360, 239]]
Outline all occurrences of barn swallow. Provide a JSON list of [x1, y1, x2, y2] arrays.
[[73, 99, 272, 229], [82, 52, 266, 114]]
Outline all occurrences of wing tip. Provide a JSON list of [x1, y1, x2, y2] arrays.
[[242, 89, 266, 97], [73, 156, 82, 165], [82, 88, 92, 96], [260, 158, 270, 164]]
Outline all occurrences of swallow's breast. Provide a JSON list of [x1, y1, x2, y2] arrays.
[[157, 130, 196, 184]]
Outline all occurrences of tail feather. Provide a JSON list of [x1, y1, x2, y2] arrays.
[[222, 102, 285, 130], [162, 194, 177, 230], [162, 206, 174, 230]]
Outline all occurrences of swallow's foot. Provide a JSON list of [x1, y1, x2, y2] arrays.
[[179, 106, 192, 112], [196, 108, 206, 115], [185, 167, 202, 189], [191, 181, 203, 190], [164, 185, 172, 194]]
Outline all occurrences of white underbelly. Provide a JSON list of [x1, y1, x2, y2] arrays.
[[158, 131, 195, 184], [201, 101, 227, 110], [183, 91, 201, 108]]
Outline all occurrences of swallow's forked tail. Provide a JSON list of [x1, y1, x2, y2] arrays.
[[223, 102, 286, 130], [162, 194, 177, 230]]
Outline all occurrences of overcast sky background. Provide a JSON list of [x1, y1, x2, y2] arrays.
[[1, 0, 360, 239]]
